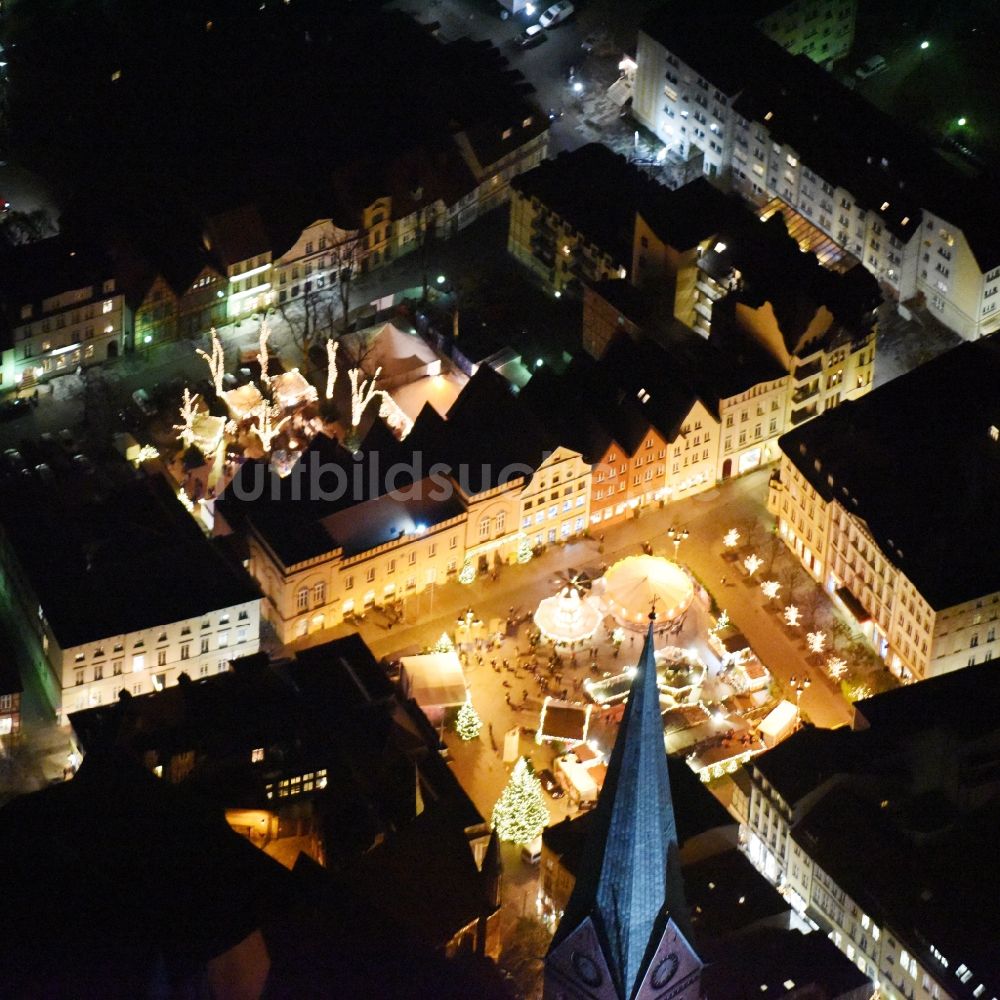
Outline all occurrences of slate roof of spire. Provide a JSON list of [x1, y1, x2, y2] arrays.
[[552, 621, 687, 999]]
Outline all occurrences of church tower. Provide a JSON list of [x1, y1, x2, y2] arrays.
[[544, 617, 703, 1000]]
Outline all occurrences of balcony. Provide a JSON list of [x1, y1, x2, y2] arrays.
[[793, 357, 823, 382], [531, 214, 556, 236], [790, 404, 818, 426], [791, 381, 820, 405]]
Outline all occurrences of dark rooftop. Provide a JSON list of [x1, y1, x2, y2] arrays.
[[684, 848, 790, 947], [700, 926, 872, 999], [795, 786, 1000, 997], [510, 143, 656, 266], [0, 475, 260, 649], [341, 806, 490, 951], [777, 334, 1000, 609], [0, 747, 288, 996]]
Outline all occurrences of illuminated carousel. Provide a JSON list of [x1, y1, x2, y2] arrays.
[[533, 570, 602, 646], [600, 554, 694, 629]]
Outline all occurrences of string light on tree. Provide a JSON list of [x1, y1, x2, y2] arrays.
[[349, 366, 383, 429], [325, 339, 339, 400], [826, 656, 848, 680], [173, 387, 201, 449], [743, 553, 764, 578], [491, 757, 549, 844], [807, 631, 827, 655], [250, 400, 290, 453], [458, 560, 476, 586], [257, 318, 272, 387], [177, 487, 194, 513], [783, 605, 801, 627], [196, 328, 226, 396], [723, 528, 741, 549], [709, 610, 730, 636], [456, 700, 483, 741], [761, 580, 781, 601]]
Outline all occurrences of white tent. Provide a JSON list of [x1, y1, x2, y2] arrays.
[[344, 323, 442, 390], [399, 651, 468, 711], [758, 699, 798, 747]]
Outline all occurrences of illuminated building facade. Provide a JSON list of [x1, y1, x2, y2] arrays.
[[770, 335, 1000, 681], [0, 476, 261, 725], [633, 5, 1000, 341], [0, 238, 131, 389]]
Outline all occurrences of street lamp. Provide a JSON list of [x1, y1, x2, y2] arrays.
[[667, 526, 689, 559], [790, 674, 810, 727], [920, 39, 930, 50]]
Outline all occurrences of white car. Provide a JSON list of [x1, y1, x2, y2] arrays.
[[539, 1, 574, 29], [855, 55, 887, 79]]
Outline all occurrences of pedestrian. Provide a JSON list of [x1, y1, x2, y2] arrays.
[[721, 576, 727, 585]]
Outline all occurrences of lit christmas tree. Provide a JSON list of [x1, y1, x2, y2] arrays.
[[491, 757, 549, 844], [432, 631, 454, 653], [723, 528, 741, 549], [516, 535, 533, 564], [456, 700, 483, 741], [458, 559, 476, 585]]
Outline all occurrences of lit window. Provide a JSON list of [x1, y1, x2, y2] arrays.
[[251, 747, 264, 763], [102, 300, 113, 314]]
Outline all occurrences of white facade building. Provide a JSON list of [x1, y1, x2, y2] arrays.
[[632, 7, 1000, 341]]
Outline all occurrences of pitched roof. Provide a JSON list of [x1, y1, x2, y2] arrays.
[[0, 747, 288, 994], [777, 334, 1000, 608], [552, 622, 689, 999]]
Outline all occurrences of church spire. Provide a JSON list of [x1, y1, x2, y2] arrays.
[[546, 616, 699, 1000]]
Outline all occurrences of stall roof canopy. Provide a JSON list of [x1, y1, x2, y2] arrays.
[[399, 651, 468, 709]]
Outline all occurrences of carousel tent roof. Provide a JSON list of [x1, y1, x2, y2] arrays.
[[222, 383, 264, 420], [270, 369, 317, 409], [602, 555, 694, 626]]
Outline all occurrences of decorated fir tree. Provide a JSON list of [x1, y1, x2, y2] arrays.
[[432, 631, 454, 654], [516, 535, 533, 564], [458, 559, 476, 585], [456, 700, 483, 741], [491, 757, 549, 844]]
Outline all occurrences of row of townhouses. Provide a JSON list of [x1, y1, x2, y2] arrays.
[[632, 2, 1000, 341], [508, 144, 876, 525], [0, 24, 547, 391]]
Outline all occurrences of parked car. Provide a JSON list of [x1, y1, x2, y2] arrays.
[[58, 428, 76, 449], [855, 54, 887, 79], [539, 0, 574, 28], [0, 397, 30, 421], [34, 462, 54, 484], [514, 24, 547, 49], [521, 836, 543, 864], [131, 388, 157, 417], [537, 768, 564, 799], [72, 454, 95, 475], [3, 448, 25, 473]]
